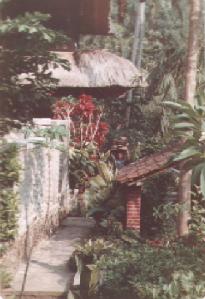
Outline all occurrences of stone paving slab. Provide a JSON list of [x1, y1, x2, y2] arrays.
[[11, 217, 95, 299]]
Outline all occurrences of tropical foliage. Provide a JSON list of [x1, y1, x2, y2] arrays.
[[84, 155, 124, 224], [0, 142, 20, 243], [72, 233, 205, 299], [165, 97, 205, 196], [190, 191, 205, 238], [81, 0, 191, 136], [1, 0, 205, 298], [97, 240, 205, 299], [0, 9, 69, 120]]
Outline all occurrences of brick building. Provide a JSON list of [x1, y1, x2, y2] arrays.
[[116, 143, 183, 231]]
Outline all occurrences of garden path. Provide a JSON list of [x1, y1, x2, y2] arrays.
[[9, 217, 94, 299]]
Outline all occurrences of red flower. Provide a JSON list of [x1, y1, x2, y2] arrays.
[[75, 94, 96, 117], [53, 94, 109, 149], [99, 122, 109, 132], [79, 94, 93, 102]]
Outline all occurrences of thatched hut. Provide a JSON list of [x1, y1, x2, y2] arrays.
[[19, 50, 145, 98]]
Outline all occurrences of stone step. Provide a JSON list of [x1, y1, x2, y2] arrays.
[[3, 217, 94, 299]]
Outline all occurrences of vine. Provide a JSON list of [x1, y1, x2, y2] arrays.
[[0, 141, 20, 246]]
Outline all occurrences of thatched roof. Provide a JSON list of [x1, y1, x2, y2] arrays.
[[51, 52, 90, 87], [19, 50, 145, 98], [53, 50, 142, 88]]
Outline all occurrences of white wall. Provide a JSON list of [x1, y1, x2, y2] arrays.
[[17, 146, 66, 235], [5, 119, 72, 238]]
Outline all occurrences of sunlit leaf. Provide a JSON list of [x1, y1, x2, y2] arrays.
[[200, 167, 205, 197]]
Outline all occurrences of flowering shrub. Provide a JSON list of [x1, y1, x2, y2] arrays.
[[53, 95, 109, 149], [53, 95, 110, 190]]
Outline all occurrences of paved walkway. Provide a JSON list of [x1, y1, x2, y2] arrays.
[[10, 217, 94, 299]]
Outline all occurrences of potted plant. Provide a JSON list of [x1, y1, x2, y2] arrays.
[[74, 238, 113, 298]]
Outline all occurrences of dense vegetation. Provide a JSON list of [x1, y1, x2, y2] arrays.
[[97, 240, 205, 299], [1, 0, 205, 298], [0, 5, 69, 124], [0, 142, 20, 247], [72, 1, 205, 299]]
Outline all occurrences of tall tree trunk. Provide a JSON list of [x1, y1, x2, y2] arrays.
[[177, 0, 200, 237], [125, 0, 146, 128], [202, 0, 205, 72]]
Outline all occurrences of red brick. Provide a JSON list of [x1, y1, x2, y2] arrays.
[[125, 186, 142, 231]]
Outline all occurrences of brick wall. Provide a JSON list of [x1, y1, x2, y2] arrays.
[[126, 186, 141, 231]]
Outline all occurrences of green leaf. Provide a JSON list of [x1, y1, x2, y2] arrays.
[[200, 167, 205, 197], [184, 159, 205, 175], [89, 175, 106, 188], [174, 113, 200, 127], [173, 122, 195, 130], [173, 147, 200, 162], [89, 266, 101, 295], [163, 101, 183, 109], [18, 24, 27, 32], [87, 207, 107, 218]]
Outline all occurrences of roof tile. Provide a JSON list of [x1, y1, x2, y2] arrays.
[[116, 143, 182, 184]]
